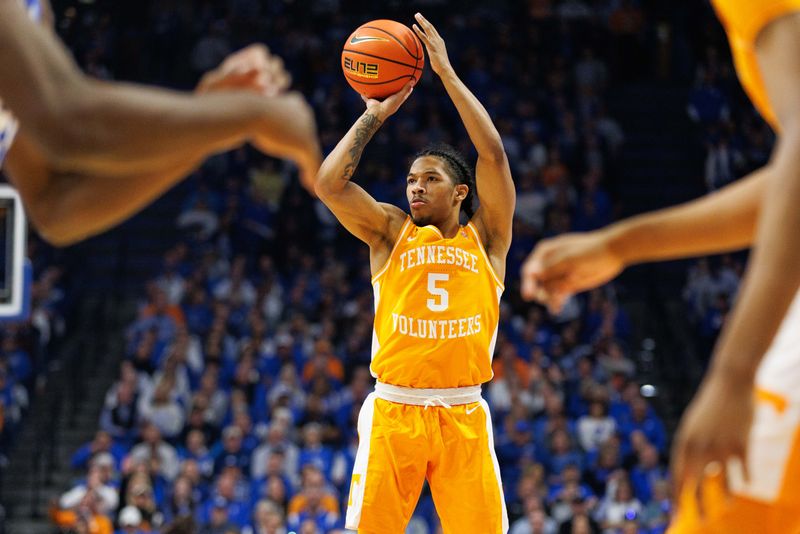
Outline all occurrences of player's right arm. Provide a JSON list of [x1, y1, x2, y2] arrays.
[[521, 166, 766, 309], [314, 83, 414, 254]]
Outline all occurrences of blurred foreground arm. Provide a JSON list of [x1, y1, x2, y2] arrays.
[[521, 167, 765, 309], [0, 0, 319, 245]]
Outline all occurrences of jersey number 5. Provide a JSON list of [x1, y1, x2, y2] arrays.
[[426, 273, 449, 312]]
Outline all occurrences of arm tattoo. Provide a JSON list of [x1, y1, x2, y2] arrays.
[[342, 113, 382, 182]]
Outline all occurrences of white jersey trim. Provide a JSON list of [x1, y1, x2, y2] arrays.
[[466, 221, 505, 289]]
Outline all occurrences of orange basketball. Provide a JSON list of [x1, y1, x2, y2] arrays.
[[341, 19, 424, 99]]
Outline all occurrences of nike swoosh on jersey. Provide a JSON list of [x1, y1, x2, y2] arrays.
[[465, 405, 479, 415], [349, 35, 390, 45]]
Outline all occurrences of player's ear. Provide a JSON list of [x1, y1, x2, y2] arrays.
[[455, 183, 469, 202]]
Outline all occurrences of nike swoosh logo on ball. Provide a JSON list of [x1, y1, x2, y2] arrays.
[[350, 35, 390, 45]]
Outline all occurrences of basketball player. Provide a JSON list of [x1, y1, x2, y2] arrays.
[[315, 14, 514, 534], [521, 2, 800, 531], [0, 0, 320, 245]]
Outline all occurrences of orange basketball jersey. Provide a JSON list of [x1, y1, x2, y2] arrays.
[[711, 0, 800, 130], [370, 217, 504, 389]]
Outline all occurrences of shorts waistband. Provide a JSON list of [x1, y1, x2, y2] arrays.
[[374, 382, 482, 408]]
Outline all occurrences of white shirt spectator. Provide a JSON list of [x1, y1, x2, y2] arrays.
[[704, 140, 743, 191], [59, 469, 119, 515], [156, 271, 186, 305], [509, 511, 558, 534], [177, 207, 219, 240], [577, 414, 617, 452], [130, 440, 180, 481], [139, 397, 185, 439], [214, 277, 257, 307], [515, 189, 549, 231], [683, 259, 719, 317], [596, 479, 642, 534], [527, 141, 548, 170], [152, 365, 191, 406], [181, 334, 205, 376], [261, 281, 285, 325], [596, 113, 625, 153]]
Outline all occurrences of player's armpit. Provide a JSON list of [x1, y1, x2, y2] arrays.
[[316, 177, 407, 249]]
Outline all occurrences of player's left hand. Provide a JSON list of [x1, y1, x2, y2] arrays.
[[521, 229, 625, 314], [197, 44, 290, 96], [671, 371, 753, 512], [412, 13, 452, 76]]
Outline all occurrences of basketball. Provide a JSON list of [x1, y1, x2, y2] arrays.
[[341, 19, 424, 99]]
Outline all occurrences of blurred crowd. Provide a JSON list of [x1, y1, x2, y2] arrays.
[[50, 247, 668, 534], [688, 40, 774, 192], [0, 0, 772, 533], [45, 2, 674, 533], [0, 239, 66, 462], [682, 254, 744, 359]]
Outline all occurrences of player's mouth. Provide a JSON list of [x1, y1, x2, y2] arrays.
[[410, 198, 426, 209]]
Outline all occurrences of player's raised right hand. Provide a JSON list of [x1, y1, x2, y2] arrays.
[[521, 229, 625, 313], [362, 80, 415, 121]]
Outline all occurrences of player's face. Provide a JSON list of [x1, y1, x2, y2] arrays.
[[406, 156, 460, 226]]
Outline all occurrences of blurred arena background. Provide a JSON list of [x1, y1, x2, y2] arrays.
[[0, 1, 767, 533]]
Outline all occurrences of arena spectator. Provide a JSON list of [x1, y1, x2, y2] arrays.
[[576, 400, 616, 453], [116, 505, 147, 534], [72, 431, 127, 471], [286, 465, 339, 533], [51, 488, 114, 534], [242, 499, 287, 534], [594, 476, 642, 534], [629, 443, 668, 504], [251, 422, 300, 484], [59, 463, 119, 515], [129, 422, 180, 481], [211, 425, 251, 476]]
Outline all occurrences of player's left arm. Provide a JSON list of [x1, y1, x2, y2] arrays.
[[413, 14, 515, 274], [672, 12, 800, 499]]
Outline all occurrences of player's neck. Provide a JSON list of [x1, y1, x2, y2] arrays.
[[434, 218, 461, 239]]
